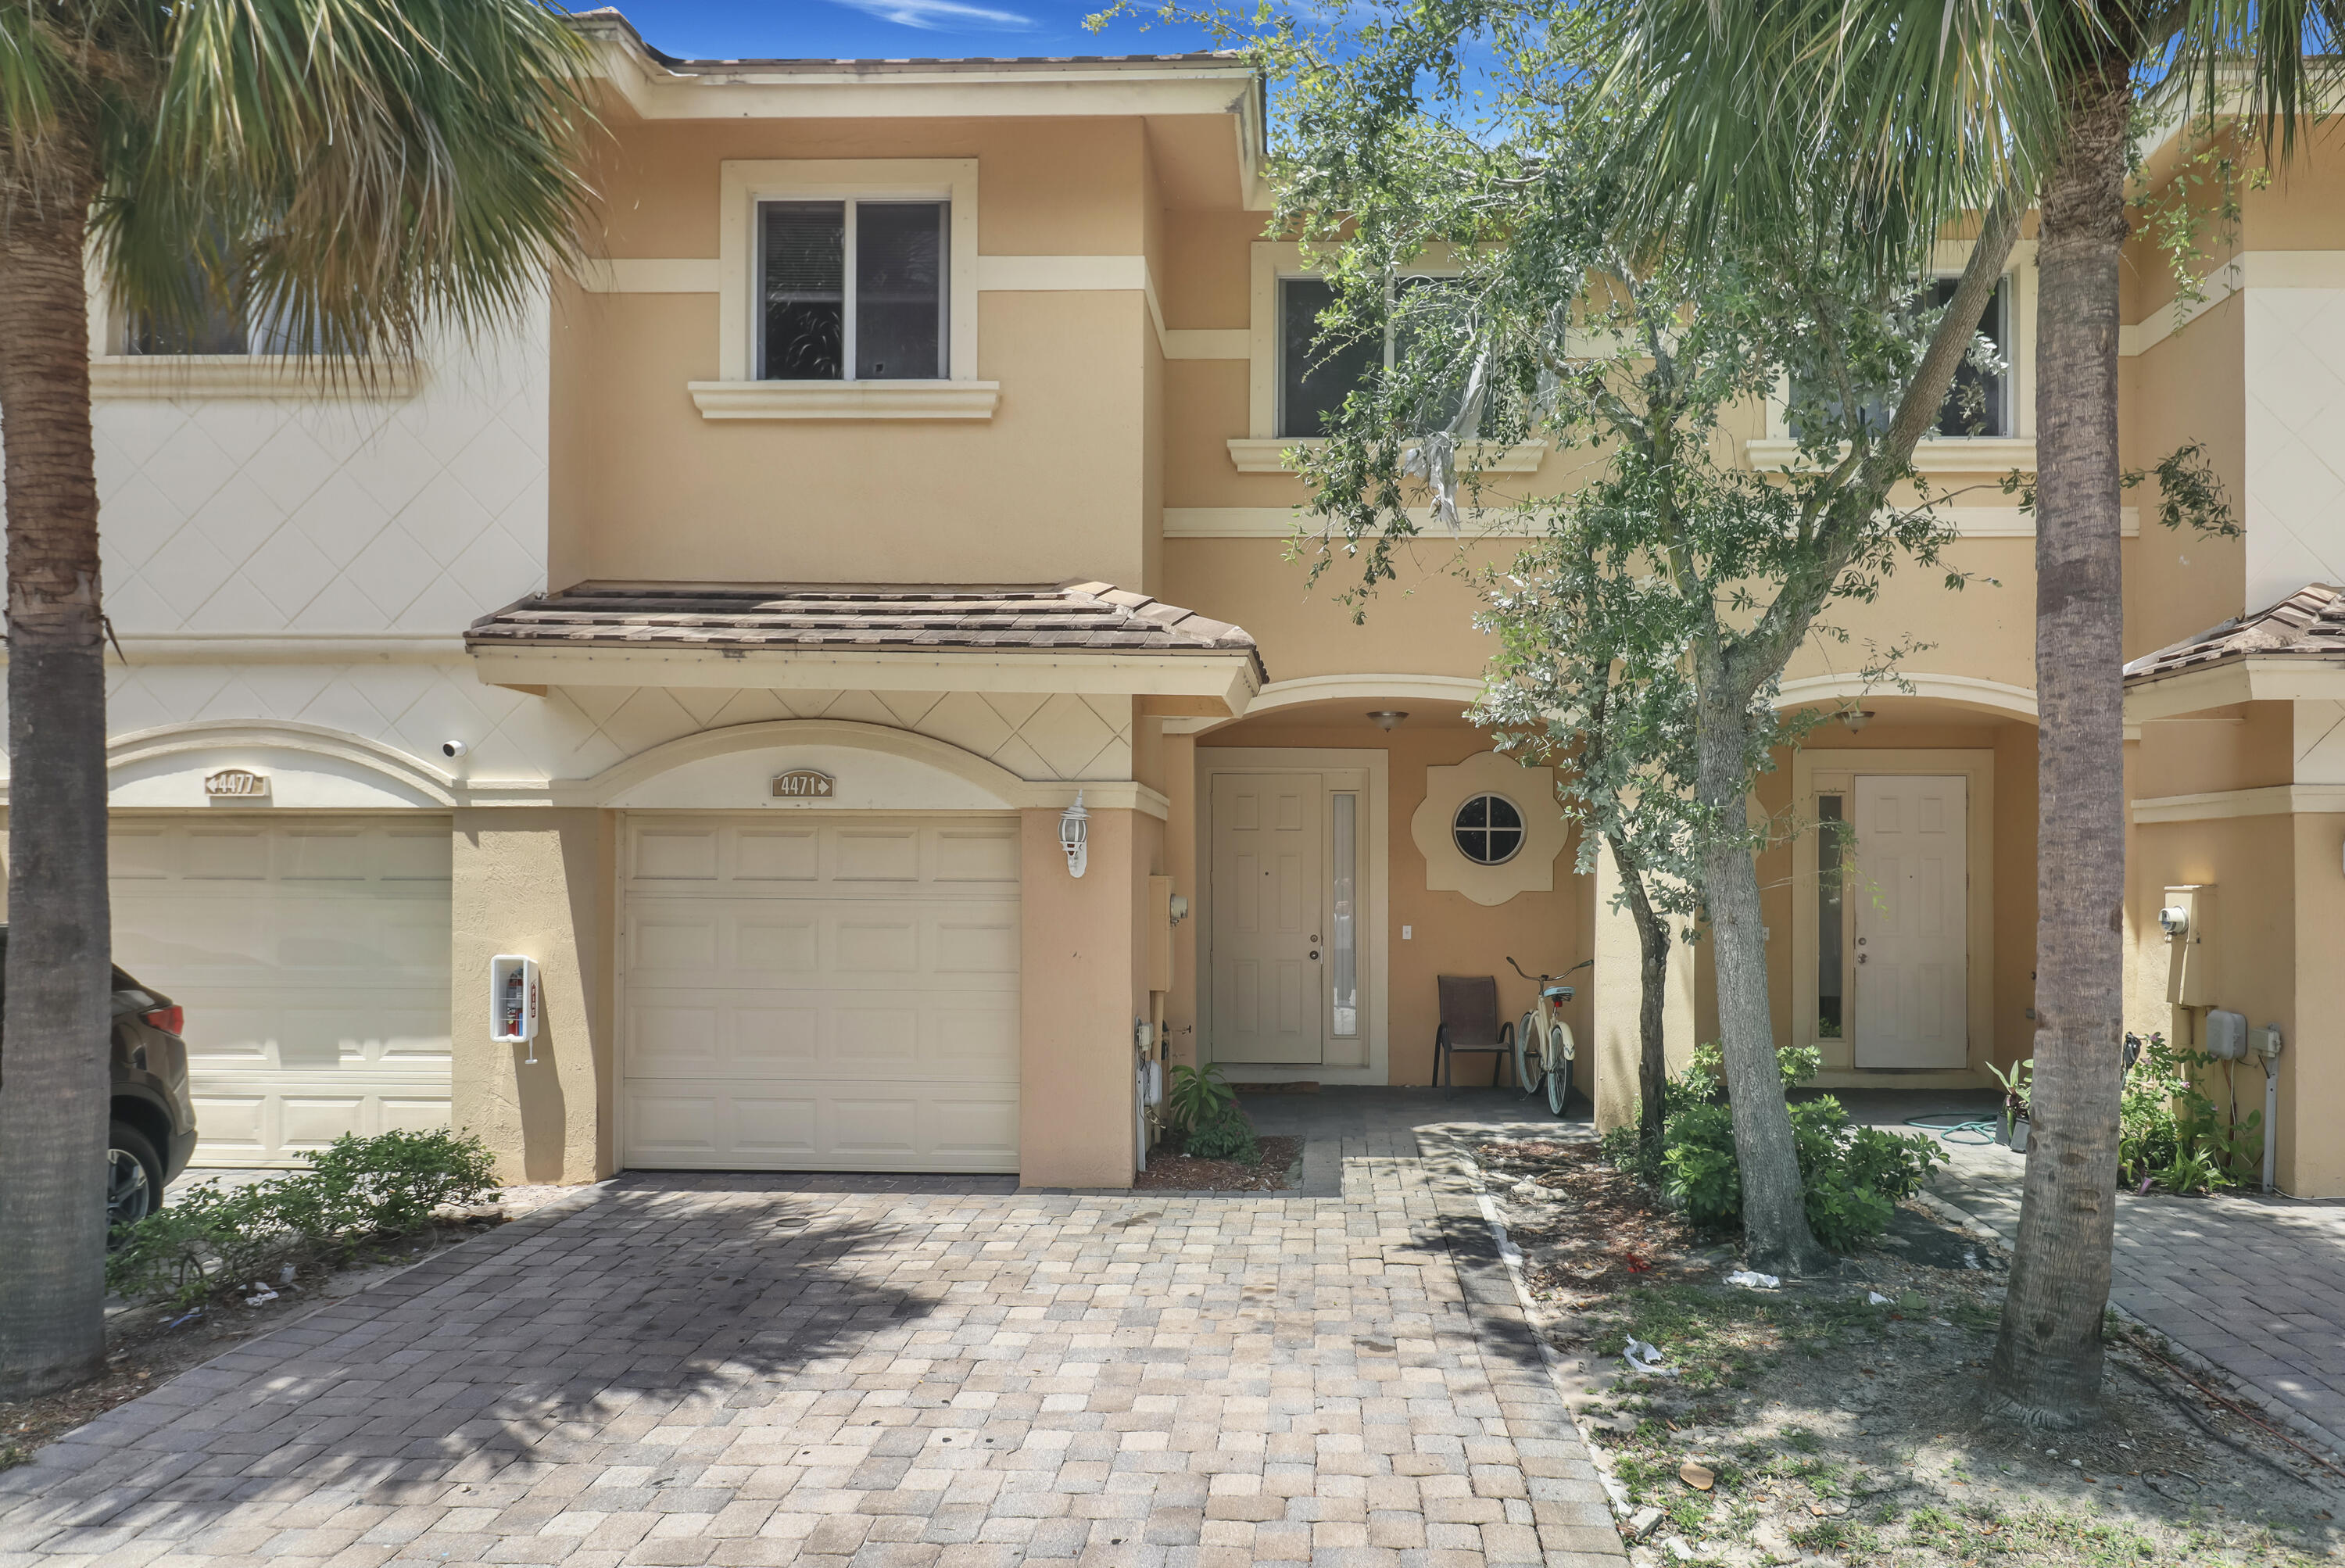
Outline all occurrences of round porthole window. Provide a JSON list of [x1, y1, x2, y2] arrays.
[[1452, 793, 1526, 866]]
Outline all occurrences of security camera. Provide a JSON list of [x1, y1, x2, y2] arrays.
[[442, 740, 469, 759]]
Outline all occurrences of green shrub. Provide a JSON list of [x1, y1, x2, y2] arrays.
[[1183, 1110, 1259, 1163], [2120, 1030, 2258, 1194], [1623, 1041, 1945, 1254], [1164, 1062, 1237, 1136], [106, 1129, 501, 1307]]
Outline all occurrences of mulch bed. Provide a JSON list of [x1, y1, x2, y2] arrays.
[[1479, 1138, 1720, 1296], [1134, 1135, 1302, 1192]]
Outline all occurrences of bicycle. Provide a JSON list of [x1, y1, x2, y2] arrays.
[[1507, 956, 1590, 1117]]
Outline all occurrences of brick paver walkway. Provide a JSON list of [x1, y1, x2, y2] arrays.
[[0, 1137, 1623, 1567], [1839, 1090, 2345, 1456]]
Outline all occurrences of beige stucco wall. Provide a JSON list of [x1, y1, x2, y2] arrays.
[[449, 808, 616, 1185], [1018, 804, 1147, 1187]]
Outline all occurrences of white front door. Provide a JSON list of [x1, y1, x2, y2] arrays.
[[1852, 775, 1968, 1069], [620, 814, 1022, 1172], [1209, 772, 1325, 1064]]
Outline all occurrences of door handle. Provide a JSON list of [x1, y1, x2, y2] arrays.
[[1309, 950, 1320, 960], [1858, 954, 1867, 965]]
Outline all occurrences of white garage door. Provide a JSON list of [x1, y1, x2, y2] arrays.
[[110, 817, 454, 1167], [621, 814, 1021, 1172]]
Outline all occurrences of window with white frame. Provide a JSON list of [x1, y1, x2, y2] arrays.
[[123, 260, 321, 356], [759, 199, 948, 381], [1276, 273, 1462, 439], [1930, 276, 2010, 438], [1788, 276, 2012, 442]]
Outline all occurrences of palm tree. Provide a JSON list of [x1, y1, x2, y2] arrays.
[[0, 0, 595, 1399], [1594, 0, 2343, 1426]]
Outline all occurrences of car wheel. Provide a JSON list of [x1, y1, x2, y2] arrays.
[[108, 1122, 164, 1235]]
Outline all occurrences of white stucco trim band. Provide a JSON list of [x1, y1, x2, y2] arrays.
[[2131, 784, 2345, 823]]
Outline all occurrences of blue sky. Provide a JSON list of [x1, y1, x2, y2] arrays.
[[601, 0, 1224, 62]]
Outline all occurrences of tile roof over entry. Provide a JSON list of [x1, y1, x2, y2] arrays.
[[2125, 582, 2345, 682], [467, 581, 1269, 683]]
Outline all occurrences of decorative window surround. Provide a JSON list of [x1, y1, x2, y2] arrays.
[[88, 355, 422, 400], [1225, 436, 1546, 474], [687, 379, 999, 420], [709, 159, 980, 418], [1744, 435, 2039, 476], [1409, 750, 1566, 906]]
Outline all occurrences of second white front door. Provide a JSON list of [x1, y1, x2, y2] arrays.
[[1852, 775, 1968, 1069], [1209, 772, 1326, 1064]]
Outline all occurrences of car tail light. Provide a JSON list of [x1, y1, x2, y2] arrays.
[[143, 1005, 184, 1035]]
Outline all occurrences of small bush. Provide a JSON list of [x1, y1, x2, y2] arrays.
[[1618, 1042, 1944, 1253], [1183, 1111, 1260, 1163], [2120, 1030, 2259, 1193], [107, 1129, 501, 1307]]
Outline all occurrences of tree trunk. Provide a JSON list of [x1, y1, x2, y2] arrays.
[[0, 202, 114, 1401], [1606, 832, 1671, 1150], [1988, 59, 2135, 1427], [1693, 683, 1827, 1276]]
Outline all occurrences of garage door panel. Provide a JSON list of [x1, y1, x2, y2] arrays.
[[834, 917, 920, 973], [735, 829, 819, 881], [736, 915, 818, 972], [830, 829, 922, 882], [622, 813, 1022, 1174], [113, 818, 453, 1168]]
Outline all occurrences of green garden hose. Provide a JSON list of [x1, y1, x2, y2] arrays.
[[1906, 1112, 1999, 1145]]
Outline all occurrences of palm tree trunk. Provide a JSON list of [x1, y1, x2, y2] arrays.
[[1988, 58, 2134, 1427], [1606, 832, 1670, 1150], [1695, 682, 1825, 1276], [0, 202, 115, 1400]]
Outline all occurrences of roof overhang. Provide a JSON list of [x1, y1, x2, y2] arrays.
[[471, 643, 1261, 716], [2125, 657, 2345, 721], [569, 11, 1270, 207]]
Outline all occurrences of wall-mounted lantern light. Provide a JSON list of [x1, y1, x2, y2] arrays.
[[1060, 791, 1090, 878]]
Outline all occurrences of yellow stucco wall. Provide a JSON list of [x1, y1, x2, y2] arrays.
[[449, 809, 616, 1186]]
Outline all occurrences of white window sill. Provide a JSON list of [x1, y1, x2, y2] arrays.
[[1745, 435, 2036, 474], [1226, 437, 1546, 474], [687, 380, 1000, 421], [89, 356, 422, 400]]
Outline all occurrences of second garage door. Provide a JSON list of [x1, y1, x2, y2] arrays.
[[109, 816, 454, 1168], [621, 814, 1022, 1172]]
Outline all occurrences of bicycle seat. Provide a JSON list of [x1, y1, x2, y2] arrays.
[[1543, 985, 1574, 1001]]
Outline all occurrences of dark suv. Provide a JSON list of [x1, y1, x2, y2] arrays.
[[0, 929, 199, 1227]]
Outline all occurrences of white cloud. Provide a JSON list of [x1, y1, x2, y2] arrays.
[[825, 0, 1034, 30]]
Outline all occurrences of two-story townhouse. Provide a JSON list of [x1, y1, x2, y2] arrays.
[[16, 11, 2343, 1193]]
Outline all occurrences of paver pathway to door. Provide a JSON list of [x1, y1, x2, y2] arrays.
[[0, 1147, 1624, 1568]]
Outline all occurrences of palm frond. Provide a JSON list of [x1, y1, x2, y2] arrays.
[[91, 0, 599, 367]]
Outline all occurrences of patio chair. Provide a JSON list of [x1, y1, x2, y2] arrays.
[[1434, 974, 1516, 1089]]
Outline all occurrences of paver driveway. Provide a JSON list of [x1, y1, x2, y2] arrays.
[[0, 1156, 1624, 1568]]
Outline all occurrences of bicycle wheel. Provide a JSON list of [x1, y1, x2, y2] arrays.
[[1514, 1013, 1542, 1095], [1545, 1023, 1576, 1116]]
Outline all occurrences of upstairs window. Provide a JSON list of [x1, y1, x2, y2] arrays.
[[1931, 275, 2010, 438], [760, 199, 947, 381], [125, 263, 320, 356], [1785, 275, 2013, 442], [1277, 274, 1462, 439]]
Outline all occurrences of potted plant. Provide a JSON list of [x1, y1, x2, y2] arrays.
[[1987, 1058, 2033, 1152]]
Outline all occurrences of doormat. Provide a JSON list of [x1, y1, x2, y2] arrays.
[[1234, 1081, 1319, 1094]]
